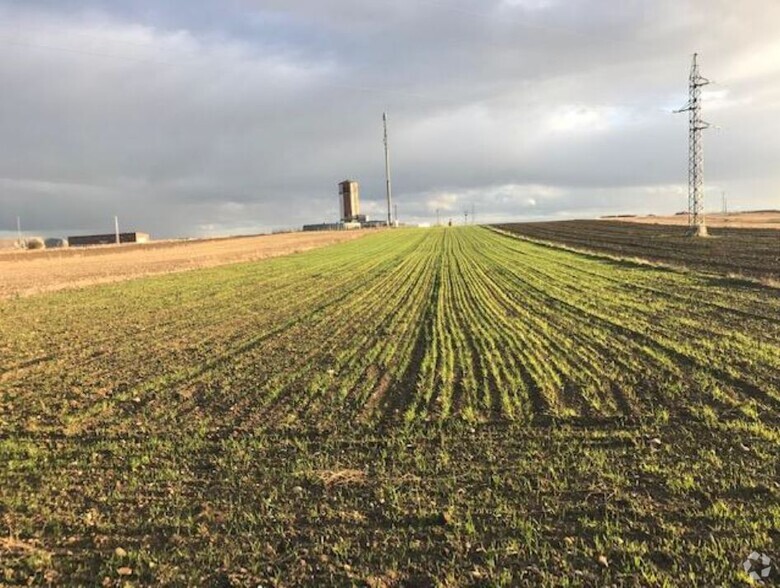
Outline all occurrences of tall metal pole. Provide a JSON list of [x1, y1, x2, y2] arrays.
[[114, 215, 120, 245], [383, 112, 393, 227], [675, 53, 710, 237], [436, 208, 440, 226], [16, 216, 22, 246]]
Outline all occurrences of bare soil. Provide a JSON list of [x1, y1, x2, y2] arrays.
[[496, 220, 780, 281], [605, 210, 780, 228], [0, 230, 369, 299]]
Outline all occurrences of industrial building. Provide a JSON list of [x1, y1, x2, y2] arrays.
[[44, 238, 68, 249], [339, 180, 366, 223], [68, 232, 150, 247], [303, 221, 368, 232], [303, 180, 388, 232], [362, 220, 388, 229], [302, 222, 342, 232]]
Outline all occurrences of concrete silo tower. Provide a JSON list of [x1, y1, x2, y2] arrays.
[[339, 180, 361, 222]]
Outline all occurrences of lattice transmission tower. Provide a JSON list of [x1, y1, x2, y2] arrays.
[[675, 53, 711, 237]]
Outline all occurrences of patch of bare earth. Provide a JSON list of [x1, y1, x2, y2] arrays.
[[360, 370, 393, 424], [0, 231, 370, 299], [316, 469, 368, 488], [606, 210, 780, 229]]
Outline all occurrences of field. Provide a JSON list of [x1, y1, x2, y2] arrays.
[[1, 227, 778, 586], [496, 220, 780, 281], [0, 230, 367, 299], [607, 210, 780, 229]]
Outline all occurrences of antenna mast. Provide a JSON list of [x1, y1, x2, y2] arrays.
[[383, 112, 394, 227], [675, 53, 711, 237]]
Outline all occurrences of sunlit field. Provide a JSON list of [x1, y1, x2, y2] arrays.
[[2, 227, 778, 585]]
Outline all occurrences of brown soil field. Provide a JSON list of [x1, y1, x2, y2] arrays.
[[496, 220, 780, 281], [605, 210, 780, 228], [0, 230, 369, 299]]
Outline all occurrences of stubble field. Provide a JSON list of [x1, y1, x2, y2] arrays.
[[1, 227, 778, 586], [0, 230, 367, 299]]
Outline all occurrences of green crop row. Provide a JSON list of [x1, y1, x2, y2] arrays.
[[1, 226, 778, 436], [1, 226, 778, 585]]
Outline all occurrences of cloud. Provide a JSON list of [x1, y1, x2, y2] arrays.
[[1, 0, 779, 237], [425, 192, 459, 212], [547, 105, 624, 133]]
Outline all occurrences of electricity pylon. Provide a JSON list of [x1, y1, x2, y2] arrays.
[[383, 112, 393, 227], [675, 53, 711, 237]]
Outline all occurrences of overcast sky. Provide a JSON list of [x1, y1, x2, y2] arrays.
[[1, 1, 779, 238]]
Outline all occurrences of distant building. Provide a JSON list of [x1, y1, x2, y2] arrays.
[[302, 221, 366, 232], [44, 238, 68, 248], [303, 180, 391, 232], [68, 232, 150, 247], [303, 223, 342, 232], [362, 220, 389, 229], [339, 180, 361, 222]]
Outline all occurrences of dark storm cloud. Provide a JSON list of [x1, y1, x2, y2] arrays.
[[1, 0, 778, 237]]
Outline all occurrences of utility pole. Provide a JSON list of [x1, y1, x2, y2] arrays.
[[383, 112, 393, 227], [114, 215, 120, 245], [16, 216, 23, 247], [436, 209, 441, 226], [394, 203, 398, 227], [722, 191, 727, 215], [471, 203, 475, 225], [675, 53, 711, 237]]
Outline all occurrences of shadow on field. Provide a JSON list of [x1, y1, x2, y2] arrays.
[[374, 262, 443, 428]]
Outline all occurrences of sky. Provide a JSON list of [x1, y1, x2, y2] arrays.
[[1, 0, 779, 238]]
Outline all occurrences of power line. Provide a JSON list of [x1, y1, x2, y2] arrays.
[[675, 53, 711, 237]]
